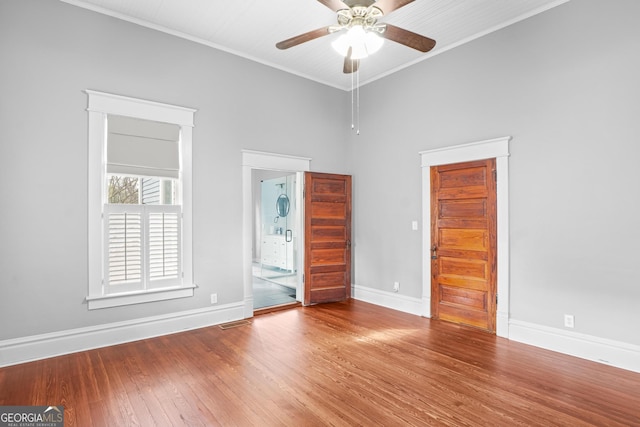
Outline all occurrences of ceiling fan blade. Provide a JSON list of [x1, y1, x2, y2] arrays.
[[382, 24, 436, 52], [371, 0, 415, 15], [317, 0, 349, 12], [276, 26, 333, 50], [343, 47, 360, 74]]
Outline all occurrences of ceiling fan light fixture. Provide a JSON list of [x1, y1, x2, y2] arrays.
[[331, 25, 384, 60]]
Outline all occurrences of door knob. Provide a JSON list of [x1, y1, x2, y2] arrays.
[[431, 245, 437, 260]]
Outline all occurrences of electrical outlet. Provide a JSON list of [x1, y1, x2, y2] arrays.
[[211, 293, 218, 304], [564, 314, 574, 328], [411, 221, 418, 231], [393, 282, 400, 293]]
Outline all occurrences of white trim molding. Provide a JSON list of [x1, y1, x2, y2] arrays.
[[86, 90, 197, 309], [85, 89, 195, 126], [241, 150, 311, 318], [352, 284, 424, 317], [509, 320, 640, 373], [420, 137, 511, 337], [85, 285, 197, 310], [242, 150, 311, 171], [0, 302, 244, 368]]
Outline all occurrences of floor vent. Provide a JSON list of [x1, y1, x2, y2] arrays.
[[218, 320, 252, 330]]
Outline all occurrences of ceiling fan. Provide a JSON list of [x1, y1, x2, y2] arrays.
[[276, 0, 436, 74]]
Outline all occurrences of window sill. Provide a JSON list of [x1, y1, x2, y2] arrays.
[[86, 284, 196, 310]]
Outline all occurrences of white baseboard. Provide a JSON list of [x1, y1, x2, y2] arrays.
[[509, 319, 640, 373], [496, 310, 509, 338], [352, 284, 424, 316], [0, 302, 245, 367]]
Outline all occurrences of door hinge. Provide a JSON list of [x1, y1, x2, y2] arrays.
[[492, 169, 497, 182], [496, 294, 498, 304], [302, 274, 305, 283]]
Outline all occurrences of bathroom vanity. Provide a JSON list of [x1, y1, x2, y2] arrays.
[[261, 234, 294, 272]]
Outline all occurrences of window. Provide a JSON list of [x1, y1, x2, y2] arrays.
[[86, 91, 196, 309]]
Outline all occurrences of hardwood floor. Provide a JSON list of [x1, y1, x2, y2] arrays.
[[1, 300, 638, 426]]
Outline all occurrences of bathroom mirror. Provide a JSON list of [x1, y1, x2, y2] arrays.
[[276, 194, 290, 217]]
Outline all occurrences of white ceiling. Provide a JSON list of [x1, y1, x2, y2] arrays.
[[62, 0, 569, 91]]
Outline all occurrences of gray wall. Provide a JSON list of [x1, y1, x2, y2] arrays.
[[350, 0, 640, 345], [0, 0, 349, 340], [1, 0, 638, 351]]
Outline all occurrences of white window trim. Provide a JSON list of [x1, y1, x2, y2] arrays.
[[86, 90, 196, 309]]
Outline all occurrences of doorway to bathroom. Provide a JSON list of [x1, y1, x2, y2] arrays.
[[252, 169, 301, 310]]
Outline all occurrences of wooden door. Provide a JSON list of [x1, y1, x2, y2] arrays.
[[304, 172, 352, 305], [431, 159, 497, 332]]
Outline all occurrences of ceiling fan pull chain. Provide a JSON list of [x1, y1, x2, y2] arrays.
[[351, 65, 355, 130], [356, 67, 360, 135], [349, 61, 360, 135]]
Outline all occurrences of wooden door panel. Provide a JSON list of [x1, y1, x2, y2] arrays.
[[438, 165, 489, 188], [311, 202, 347, 218], [438, 188, 489, 200], [439, 229, 488, 251], [431, 159, 497, 332], [311, 177, 348, 194], [309, 271, 346, 289], [438, 277, 487, 292], [311, 226, 346, 241], [439, 304, 489, 329], [440, 286, 487, 309], [310, 247, 347, 264], [439, 200, 487, 219], [436, 250, 487, 262], [305, 172, 352, 305], [307, 286, 347, 303], [439, 258, 487, 280]]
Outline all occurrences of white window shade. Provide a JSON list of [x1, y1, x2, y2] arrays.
[[107, 115, 180, 179]]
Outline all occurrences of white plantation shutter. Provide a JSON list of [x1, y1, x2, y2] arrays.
[[148, 206, 181, 288], [104, 205, 144, 293], [104, 205, 182, 293]]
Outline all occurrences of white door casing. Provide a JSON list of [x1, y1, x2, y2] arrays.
[[420, 137, 510, 337], [241, 150, 311, 317]]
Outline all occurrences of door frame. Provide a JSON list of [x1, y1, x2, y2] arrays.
[[420, 137, 510, 337], [242, 150, 310, 318]]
